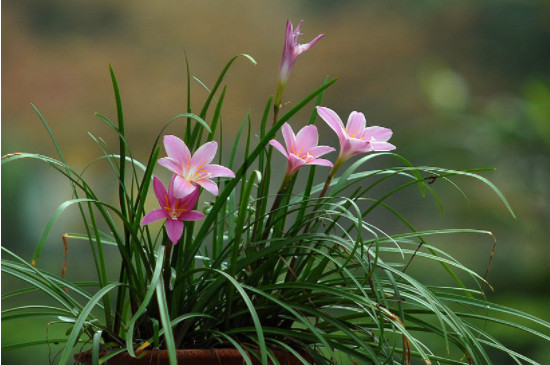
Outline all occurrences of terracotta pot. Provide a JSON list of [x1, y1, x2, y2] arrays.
[[74, 348, 311, 364]]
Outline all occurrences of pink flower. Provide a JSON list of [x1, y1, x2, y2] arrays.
[[269, 123, 335, 176], [158, 135, 235, 198], [141, 176, 205, 244], [316, 106, 396, 161], [279, 20, 324, 84]]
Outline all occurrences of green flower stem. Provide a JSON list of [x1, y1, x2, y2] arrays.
[[285, 157, 345, 283], [262, 172, 293, 241], [162, 238, 173, 302], [273, 80, 286, 125], [319, 156, 344, 200], [302, 156, 344, 235]]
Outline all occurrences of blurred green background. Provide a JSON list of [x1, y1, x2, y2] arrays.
[[2, 1, 550, 363]]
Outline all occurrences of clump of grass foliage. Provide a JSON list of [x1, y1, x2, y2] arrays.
[[2, 21, 550, 365]]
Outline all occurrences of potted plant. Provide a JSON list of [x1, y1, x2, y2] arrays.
[[2, 20, 549, 365]]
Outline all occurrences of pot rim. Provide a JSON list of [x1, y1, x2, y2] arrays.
[[74, 347, 312, 364]]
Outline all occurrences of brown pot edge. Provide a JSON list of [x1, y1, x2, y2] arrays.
[[74, 348, 312, 364]]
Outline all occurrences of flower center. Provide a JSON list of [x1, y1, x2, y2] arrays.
[[182, 163, 212, 182], [301, 153, 314, 163], [291, 151, 314, 163], [345, 128, 365, 140], [290, 144, 315, 163], [164, 196, 188, 220]]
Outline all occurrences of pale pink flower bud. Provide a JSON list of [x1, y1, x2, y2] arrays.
[[279, 20, 324, 84]]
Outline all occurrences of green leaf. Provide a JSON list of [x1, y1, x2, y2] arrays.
[[32, 198, 94, 266], [125, 245, 166, 357], [155, 275, 177, 365], [57, 282, 122, 365], [214, 269, 268, 365]]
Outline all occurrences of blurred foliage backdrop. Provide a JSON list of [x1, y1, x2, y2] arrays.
[[2, 1, 550, 363]]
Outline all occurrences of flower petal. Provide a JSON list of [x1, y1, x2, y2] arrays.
[[180, 210, 206, 221], [309, 158, 333, 168], [371, 141, 396, 151], [173, 175, 196, 199], [167, 174, 178, 202], [203, 164, 235, 178], [165, 219, 184, 244], [316, 106, 345, 139], [269, 140, 289, 158], [293, 20, 302, 36], [339, 138, 370, 159], [287, 154, 306, 175], [281, 123, 297, 153], [158, 157, 182, 175], [295, 124, 319, 151], [308, 145, 335, 158], [191, 141, 218, 170], [197, 179, 219, 196], [180, 185, 200, 205], [346, 138, 372, 154], [299, 33, 324, 53], [164, 135, 191, 165], [346, 112, 366, 138], [152, 176, 168, 207], [366, 127, 393, 142], [282, 20, 294, 59], [141, 209, 168, 225]]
